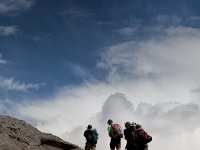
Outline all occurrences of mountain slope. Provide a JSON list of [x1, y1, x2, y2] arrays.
[[0, 115, 83, 150]]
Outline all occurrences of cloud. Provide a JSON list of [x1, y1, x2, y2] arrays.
[[0, 0, 35, 15], [97, 26, 200, 104], [0, 53, 8, 64], [69, 63, 95, 81], [156, 15, 182, 26], [61, 93, 200, 150], [11, 92, 200, 150], [58, 7, 93, 21], [191, 86, 200, 93], [0, 26, 18, 36], [0, 76, 43, 91], [116, 27, 137, 37], [184, 16, 200, 27], [98, 26, 200, 81], [1, 25, 200, 150]]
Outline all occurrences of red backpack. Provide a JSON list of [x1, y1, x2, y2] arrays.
[[132, 128, 152, 144], [111, 123, 123, 139]]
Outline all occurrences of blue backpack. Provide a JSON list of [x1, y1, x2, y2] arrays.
[[84, 128, 99, 144]]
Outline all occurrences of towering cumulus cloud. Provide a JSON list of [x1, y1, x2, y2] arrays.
[[65, 92, 200, 150]]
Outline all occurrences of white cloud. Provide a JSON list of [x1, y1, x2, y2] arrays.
[[69, 63, 95, 81], [99, 26, 200, 81], [0, 26, 17, 36], [0, 76, 43, 91], [0, 0, 35, 15], [11, 92, 200, 150], [97, 26, 200, 104], [156, 15, 182, 25], [0, 53, 8, 64], [117, 27, 137, 37], [185, 16, 200, 26]]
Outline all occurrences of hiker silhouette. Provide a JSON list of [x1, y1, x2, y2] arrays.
[[107, 119, 123, 150], [124, 121, 137, 150], [84, 124, 99, 150], [127, 123, 152, 150]]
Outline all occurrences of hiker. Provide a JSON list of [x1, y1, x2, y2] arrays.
[[84, 124, 99, 150], [132, 124, 152, 150], [107, 119, 123, 150], [124, 121, 137, 150]]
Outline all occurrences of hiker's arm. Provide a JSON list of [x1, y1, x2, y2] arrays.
[[124, 130, 128, 140]]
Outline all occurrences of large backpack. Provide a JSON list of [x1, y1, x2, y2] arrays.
[[132, 128, 152, 145], [110, 123, 123, 139], [84, 129, 98, 144]]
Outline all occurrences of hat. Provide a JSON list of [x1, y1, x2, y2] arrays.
[[136, 124, 142, 129], [87, 124, 92, 129], [107, 119, 113, 124], [125, 121, 131, 127], [132, 122, 137, 126]]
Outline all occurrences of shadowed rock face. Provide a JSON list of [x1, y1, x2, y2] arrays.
[[0, 115, 83, 150]]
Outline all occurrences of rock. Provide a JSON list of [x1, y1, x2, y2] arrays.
[[0, 115, 83, 150]]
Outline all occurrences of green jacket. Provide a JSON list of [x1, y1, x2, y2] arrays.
[[107, 125, 113, 137]]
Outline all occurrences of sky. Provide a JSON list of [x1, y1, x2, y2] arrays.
[[1, 0, 200, 149]]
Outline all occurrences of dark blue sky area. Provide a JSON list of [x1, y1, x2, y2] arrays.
[[0, 0, 200, 99]]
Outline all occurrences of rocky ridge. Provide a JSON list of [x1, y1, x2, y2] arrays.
[[0, 115, 83, 150]]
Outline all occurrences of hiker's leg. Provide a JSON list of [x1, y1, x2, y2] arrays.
[[110, 147, 115, 150], [143, 144, 148, 150], [110, 140, 115, 150], [116, 139, 121, 150], [85, 142, 91, 150], [91, 145, 96, 150], [116, 144, 121, 150]]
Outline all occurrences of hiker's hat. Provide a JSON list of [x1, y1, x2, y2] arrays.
[[87, 124, 92, 129], [125, 121, 131, 127], [132, 122, 137, 126], [107, 119, 113, 124], [136, 124, 142, 129]]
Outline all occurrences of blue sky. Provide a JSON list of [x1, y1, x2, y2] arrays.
[[1, 1, 200, 150], [1, 0, 200, 99], [0, 0, 199, 98]]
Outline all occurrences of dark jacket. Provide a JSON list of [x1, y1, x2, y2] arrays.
[[124, 126, 136, 150], [84, 129, 99, 144]]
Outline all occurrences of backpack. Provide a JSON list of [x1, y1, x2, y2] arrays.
[[84, 129, 99, 144], [110, 123, 123, 139], [132, 128, 152, 144]]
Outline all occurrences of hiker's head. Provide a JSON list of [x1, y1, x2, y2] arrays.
[[125, 121, 131, 128], [132, 122, 137, 127], [107, 119, 113, 125], [87, 124, 92, 129], [131, 122, 137, 129], [136, 124, 142, 129]]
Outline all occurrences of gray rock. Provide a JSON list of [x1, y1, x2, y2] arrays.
[[0, 115, 83, 150]]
